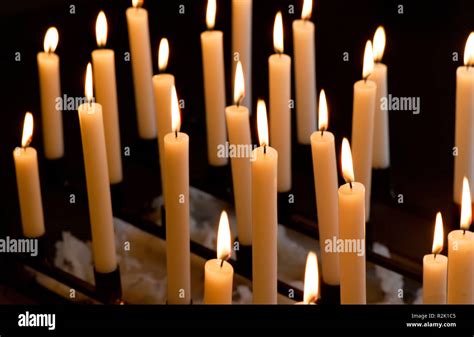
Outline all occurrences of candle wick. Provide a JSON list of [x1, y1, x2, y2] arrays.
[[220, 258, 225, 268], [175, 130, 178, 139], [463, 229, 466, 236], [434, 253, 437, 260], [349, 181, 353, 189], [264, 145, 267, 155]]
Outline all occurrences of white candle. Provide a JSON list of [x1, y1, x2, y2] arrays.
[[454, 33, 474, 204], [201, 0, 228, 166], [338, 138, 366, 304], [78, 64, 117, 274], [423, 212, 447, 304], [310, 90, 340, 286], [37, 27, 64, 159], [164, 86, 191, 304], [293, 0, 316, 144], [369, 27, 390, 169], [225, 61, 252, 245], [204, 211, 234, 304], [13, 113, 45, 238], [269, 12, 292, 192], [126, 0, 156, 139], [448, 177, 474, 304], [232, 0, 252, 112], [296, 251, 319, 304], [153, 38, 175, 198], [252, 100, 278, 304], [351, 41, 376, 221], [92, 12, 123, 184]]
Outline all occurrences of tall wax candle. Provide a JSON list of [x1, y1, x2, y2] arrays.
[[37, 27, 64, 159], [78, 64, 117, 274], [164, 86, 191, 304], [310, 90, 340, 286], [351, 41, 377, 221], [293, 0, 317, 144], [338, 138, 366, 304], [269, 12, 292, 192], [92, 12, 123, 184], [13, 113, 45, 238], [126, 0, 156, 139], [201, 0, 228, 166], [369, 27, 390, 169], [423, 212, 448, 304], [454, 33, 474, 204], [252, 100, 278, 304]]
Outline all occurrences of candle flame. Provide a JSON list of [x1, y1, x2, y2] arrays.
[[373, 26, 386, 62], [233, 61, 245, 105], [217, 211, 232, 261], [158, 38, 169, 72], [362, 40, 374, 80], [464, 32, 474, 66], [273, 12, 284, 54], [171, 85, 181, 133], [341, 138, 355, 184], [318, 89, 328, 132], [432, 212, 444, 255], [85, 62, 93, 103], [206, 0, 216, 30], [43, 27, 59, 53], [96, 11, 108, 48], [461, 177, 472, 230], [132, 0, 143, 9], [257, 99, 269, 147], [21, 112, 34, 148], [303, 251, 319, 304], [301, 0, 313, 20]]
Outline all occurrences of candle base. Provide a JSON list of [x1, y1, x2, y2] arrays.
[[319, 282, 341, 304], [372, 168, 395, 203], [94, 266, 122, 304], [44, 157, 67, 188], [235, 239, 252, 277], [111, 182, 124, 215], [165, 299, 193, 305]]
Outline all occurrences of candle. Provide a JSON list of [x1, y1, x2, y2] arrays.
[[92, 11, 123, 184], [269, 12, 292, 192], [293, 0, 317, 144], [126, 0, 156, 139], [13, 113, 45, 238], [164, 85, 191, 304], [423, 212, 447, 304], [153, 38, 175, 198], [447, 177, 474, 304], [453, 33, 474, 204], [252, 100, 278, 304], [78, 63, 117, 274], [296, 251, 320, 304], [338, 138, 366, 304], [351, 41, 376, 221], [204, 211, 234, 304], [37, 27, 64, 159], [225, 61, 252, 245], [201, 0, 228, 166], [369, 27, 390, 169], [310, 90, 340, 286], [232, 0, 252, 112]]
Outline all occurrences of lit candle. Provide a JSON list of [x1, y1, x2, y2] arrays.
[[37, 27, 64, 159], [232, 0, 252, 112], [13, 113, 45, 238], [296, 251, 320, 304], [204, 211, 234, 304], [153, 38, 175, 198], [77, 63, 117, 274], [351, 41, 376, 221], [252, 100, 278, 304], [269, 12, 292, 192], [293, 0, 317, 144], [225, 61, 252, 246], [310, 90, 340, 286], [454, 33, 474, 204], [338, 138, 366, 304], [369, 27, 390, 169], [423, 212, 447, 304], [201, 0, 228, 166], [126, 0, 156, 139], [447, 177, 474, 304], [92, 11, 123, 184], [164, 86, 191, 304]]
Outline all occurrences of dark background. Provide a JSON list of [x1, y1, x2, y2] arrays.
[[1, 0, 473, 294]]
